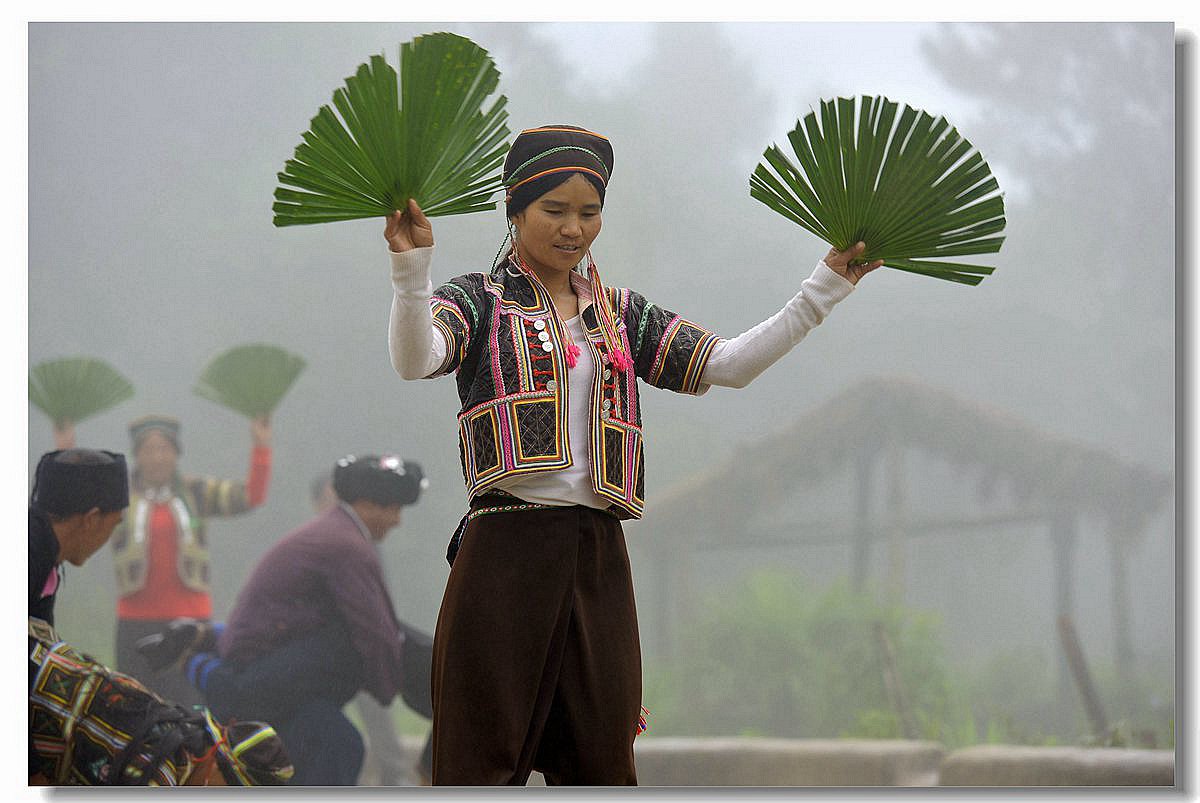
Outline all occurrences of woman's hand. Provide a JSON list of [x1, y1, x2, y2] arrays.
[[385, 198, 434, 253], [824, 241, 883, 285]]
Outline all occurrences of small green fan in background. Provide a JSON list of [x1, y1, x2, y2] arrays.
[[751, 95, 1006, 285], [273, 31, 510, 226], [30, 357, 135, 429], [194, 344, 306, 419]]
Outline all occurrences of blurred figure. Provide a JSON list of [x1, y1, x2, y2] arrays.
[[140, 454, 429, 786], [29, 448, 129, 625], [110, 413, 272, 706], [310, 469, 434, 786]]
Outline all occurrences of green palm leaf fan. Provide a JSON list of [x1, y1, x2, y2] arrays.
[[193, 344, 307, 419], [29, 357, 135, 428], [750, 95, 1006, 285], [273, 31, 510, 226]]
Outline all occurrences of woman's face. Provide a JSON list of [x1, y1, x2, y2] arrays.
[[135, 430, 179, 487], [511, 173, 603, 280]]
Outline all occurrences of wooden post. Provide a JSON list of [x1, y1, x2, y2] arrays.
[[1057, 614, 1110, 739], [1049, 513, 1078, 711], [1105, 510, 1142, 690], [874, 621, 918, 739]]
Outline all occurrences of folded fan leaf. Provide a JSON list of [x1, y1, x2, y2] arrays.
[[273, 32, 510, 227], [194, 344, 306, 419], [29, 357, 135, 427], [751, 95, 1006, 285]]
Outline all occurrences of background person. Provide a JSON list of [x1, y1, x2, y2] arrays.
[[310, 470, 432, 786], [140, 454, 428, 786], [111, 413, 272, 706], [29, 448, 129, 626]]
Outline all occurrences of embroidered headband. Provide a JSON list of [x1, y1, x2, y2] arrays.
[[503, 125, 614, 215]]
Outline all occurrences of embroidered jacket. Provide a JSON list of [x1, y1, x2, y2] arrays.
[[429, 260, 720, 519], [111, 474, 258, 597]]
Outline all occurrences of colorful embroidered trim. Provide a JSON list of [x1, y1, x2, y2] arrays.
[[505, 145, 611, 187], [518, 125, 610, 141], [465, 501, 556, 523], [507, 166, 608, 197]]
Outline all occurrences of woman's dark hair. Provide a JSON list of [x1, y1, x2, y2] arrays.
[[506, 171, 606, 219]]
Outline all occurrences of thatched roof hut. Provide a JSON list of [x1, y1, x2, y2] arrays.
[[638, 375, 1172, 689]]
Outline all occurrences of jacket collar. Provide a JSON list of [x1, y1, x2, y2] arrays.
[[489, 257, 603, 335], [337, 501, 373, 543]]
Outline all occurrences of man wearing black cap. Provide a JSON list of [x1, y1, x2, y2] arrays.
[[29, 448, 130, 626], [140, 454, 427, 786], [28, 452, 296, 787]]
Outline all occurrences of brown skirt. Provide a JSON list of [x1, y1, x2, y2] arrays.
[[430, 500, 640, 786]]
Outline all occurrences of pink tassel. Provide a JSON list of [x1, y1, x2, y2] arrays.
[[609, 349, 633, 373], [565, 343, 581, 368]]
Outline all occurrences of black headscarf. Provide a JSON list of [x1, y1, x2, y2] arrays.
[[503, 125, 614, 218]]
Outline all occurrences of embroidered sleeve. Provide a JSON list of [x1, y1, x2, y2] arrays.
[[428, 277, 481, 377], [626, 290, 720, 395]]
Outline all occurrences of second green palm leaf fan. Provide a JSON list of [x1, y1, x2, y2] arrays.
[[751, 95, 1006, 285], [194, 344, 306, 419]]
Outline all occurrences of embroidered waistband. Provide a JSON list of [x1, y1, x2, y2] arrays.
[[466, 501, 556, 522]]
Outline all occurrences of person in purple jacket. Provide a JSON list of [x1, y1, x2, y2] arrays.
[[137, 454, 427, 786]]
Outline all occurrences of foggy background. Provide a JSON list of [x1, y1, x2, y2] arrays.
[[26, 22, 1175, 743]]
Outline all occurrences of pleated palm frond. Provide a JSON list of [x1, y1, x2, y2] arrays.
[[29, 357, 135, 427], [194, 344, 307, 418], [750, 95, 1006, 285], [273, 31, 510, 226]]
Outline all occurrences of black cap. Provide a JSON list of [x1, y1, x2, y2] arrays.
[[31, 449, 130, 516], [333, 454, 426, 507]]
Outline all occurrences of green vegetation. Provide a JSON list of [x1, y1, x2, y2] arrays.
[[642, 572, 1173, 749]]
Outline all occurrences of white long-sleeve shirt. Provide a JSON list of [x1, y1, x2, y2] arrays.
[[388, 247, 854, 507]]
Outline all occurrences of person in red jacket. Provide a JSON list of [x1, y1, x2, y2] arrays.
[[110, 413, 271, 705]]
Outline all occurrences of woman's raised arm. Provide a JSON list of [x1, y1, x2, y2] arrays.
[[386, 200, 448, 380]]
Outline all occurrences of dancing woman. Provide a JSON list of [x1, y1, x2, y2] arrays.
[[386, 125, 879, 785]]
